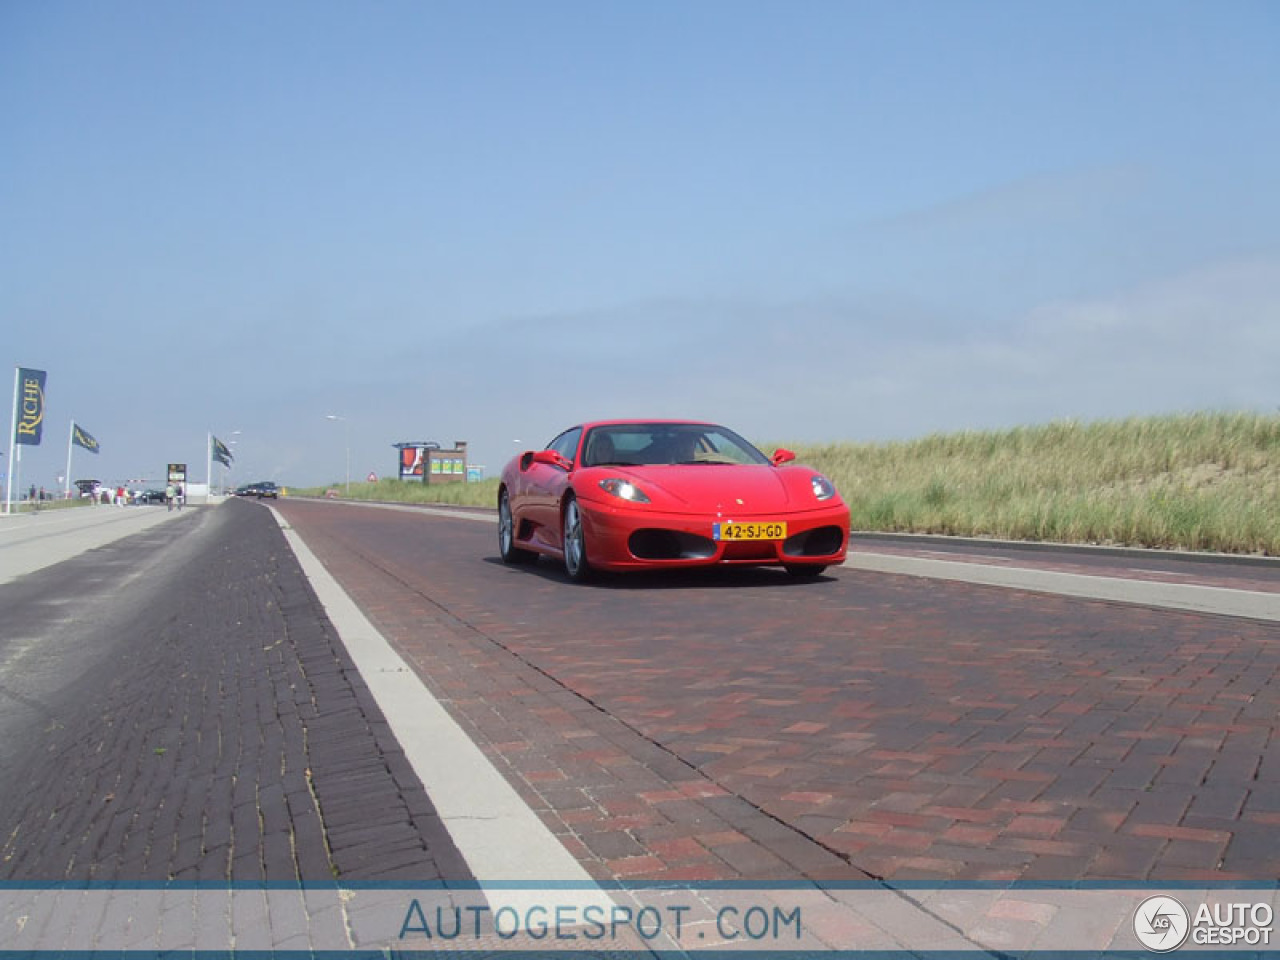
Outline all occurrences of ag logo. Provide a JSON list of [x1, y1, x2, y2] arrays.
[[1134, 896, 1190, 952]]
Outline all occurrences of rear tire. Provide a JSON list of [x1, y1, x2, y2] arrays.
[[562, 496, 593, 582], [498, 489, 536, 564], [784, 564, 827, 578]]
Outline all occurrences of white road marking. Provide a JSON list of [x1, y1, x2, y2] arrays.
[[270, 508, 611, 920]]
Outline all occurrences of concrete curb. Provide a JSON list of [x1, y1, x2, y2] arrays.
[[843, 552, 1280, 623], [851, 530, 1280, 568]]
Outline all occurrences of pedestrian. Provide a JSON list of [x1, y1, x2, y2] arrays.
[[116, 485, 126, 507], [165, 482, 176, 511], [176, 483, 185, 510]]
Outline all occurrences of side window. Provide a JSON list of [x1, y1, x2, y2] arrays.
[[547, 427, 583, 462]]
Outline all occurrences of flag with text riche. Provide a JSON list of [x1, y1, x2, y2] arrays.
[[14, 368, 47, 446], [72, 423, 100, 453]]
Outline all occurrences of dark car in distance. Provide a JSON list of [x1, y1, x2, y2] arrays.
[[134, 489, 167, 505], [236, 481, 279, 499]]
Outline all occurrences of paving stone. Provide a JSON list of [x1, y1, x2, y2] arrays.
[[265, 499, 1280, 884]]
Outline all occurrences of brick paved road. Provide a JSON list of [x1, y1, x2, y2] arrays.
[[278, 499, 1280, 883], [0, 499, 469, 882]]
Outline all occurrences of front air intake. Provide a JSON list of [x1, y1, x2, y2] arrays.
[[628, 529, 717, 560], [782, 526, 845, 558]]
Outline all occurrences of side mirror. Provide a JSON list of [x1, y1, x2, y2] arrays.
[[772, 448, 796, 466], [531, 449, 572, 470]]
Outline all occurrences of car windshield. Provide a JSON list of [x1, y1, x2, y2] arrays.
[[580, 423, 770, 467]]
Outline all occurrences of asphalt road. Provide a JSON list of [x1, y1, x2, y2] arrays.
[[276, 498, 1280, 882]]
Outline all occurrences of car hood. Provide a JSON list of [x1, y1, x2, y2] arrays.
[[586, 463, 818, 513]]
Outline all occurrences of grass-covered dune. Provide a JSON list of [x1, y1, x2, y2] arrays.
[[793, 411, 1280, 555], [295, 412, 1280, 556], [297, 475, 504, 509]]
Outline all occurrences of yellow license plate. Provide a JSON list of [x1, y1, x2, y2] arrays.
[[714, 521, 788, 541]]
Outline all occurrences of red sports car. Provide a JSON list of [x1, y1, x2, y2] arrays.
[[498, 420, 849, 581]]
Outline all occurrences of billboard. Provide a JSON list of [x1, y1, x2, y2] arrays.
[[399, 446, 426, 479]]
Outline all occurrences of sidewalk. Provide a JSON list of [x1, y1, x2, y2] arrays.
[[0, 503, 186, 584], [844, 548, 1280, 622]]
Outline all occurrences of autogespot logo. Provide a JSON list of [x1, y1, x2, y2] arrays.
[[1134, 896, 1190, 952]]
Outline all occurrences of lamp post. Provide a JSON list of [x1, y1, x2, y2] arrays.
[[325, 415, 350, 494], [224, 431, 240, 495]]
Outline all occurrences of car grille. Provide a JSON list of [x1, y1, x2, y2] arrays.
[[782, 525, 846, 557], [628, 529, 717, 561]]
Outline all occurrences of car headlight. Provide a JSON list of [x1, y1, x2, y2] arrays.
[[598, 478, 650, 503], [811, 474, 836, 501]]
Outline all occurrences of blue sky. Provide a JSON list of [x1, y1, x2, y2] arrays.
[[2, 1, 1277, 489]]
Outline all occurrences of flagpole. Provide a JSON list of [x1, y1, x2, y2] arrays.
[[5, 367, 18, 515], [65, 420, 74, 500]]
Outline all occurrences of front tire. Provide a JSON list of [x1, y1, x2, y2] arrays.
[[562, 496, 593, 582], [498, 489, 536, 564]]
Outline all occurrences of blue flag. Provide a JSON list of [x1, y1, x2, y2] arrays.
[[211, 435, 234, 467], [14, 368, 47, 446], [72, 423, 100, 453]]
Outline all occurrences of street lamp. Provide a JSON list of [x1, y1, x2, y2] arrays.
[[325, 415, 351, 494], [224, 431, 240, 495]]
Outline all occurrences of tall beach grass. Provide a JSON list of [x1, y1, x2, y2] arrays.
[[792, 411, 1280, 555], [294, 476, 502, 509]]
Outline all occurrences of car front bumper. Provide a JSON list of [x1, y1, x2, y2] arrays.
[[577, 498, 850, 572]]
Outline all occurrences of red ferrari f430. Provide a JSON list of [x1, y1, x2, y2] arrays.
[[498, 420, 849, 581]]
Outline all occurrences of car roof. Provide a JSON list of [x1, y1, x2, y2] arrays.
[[578, 419, 718, 430]]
